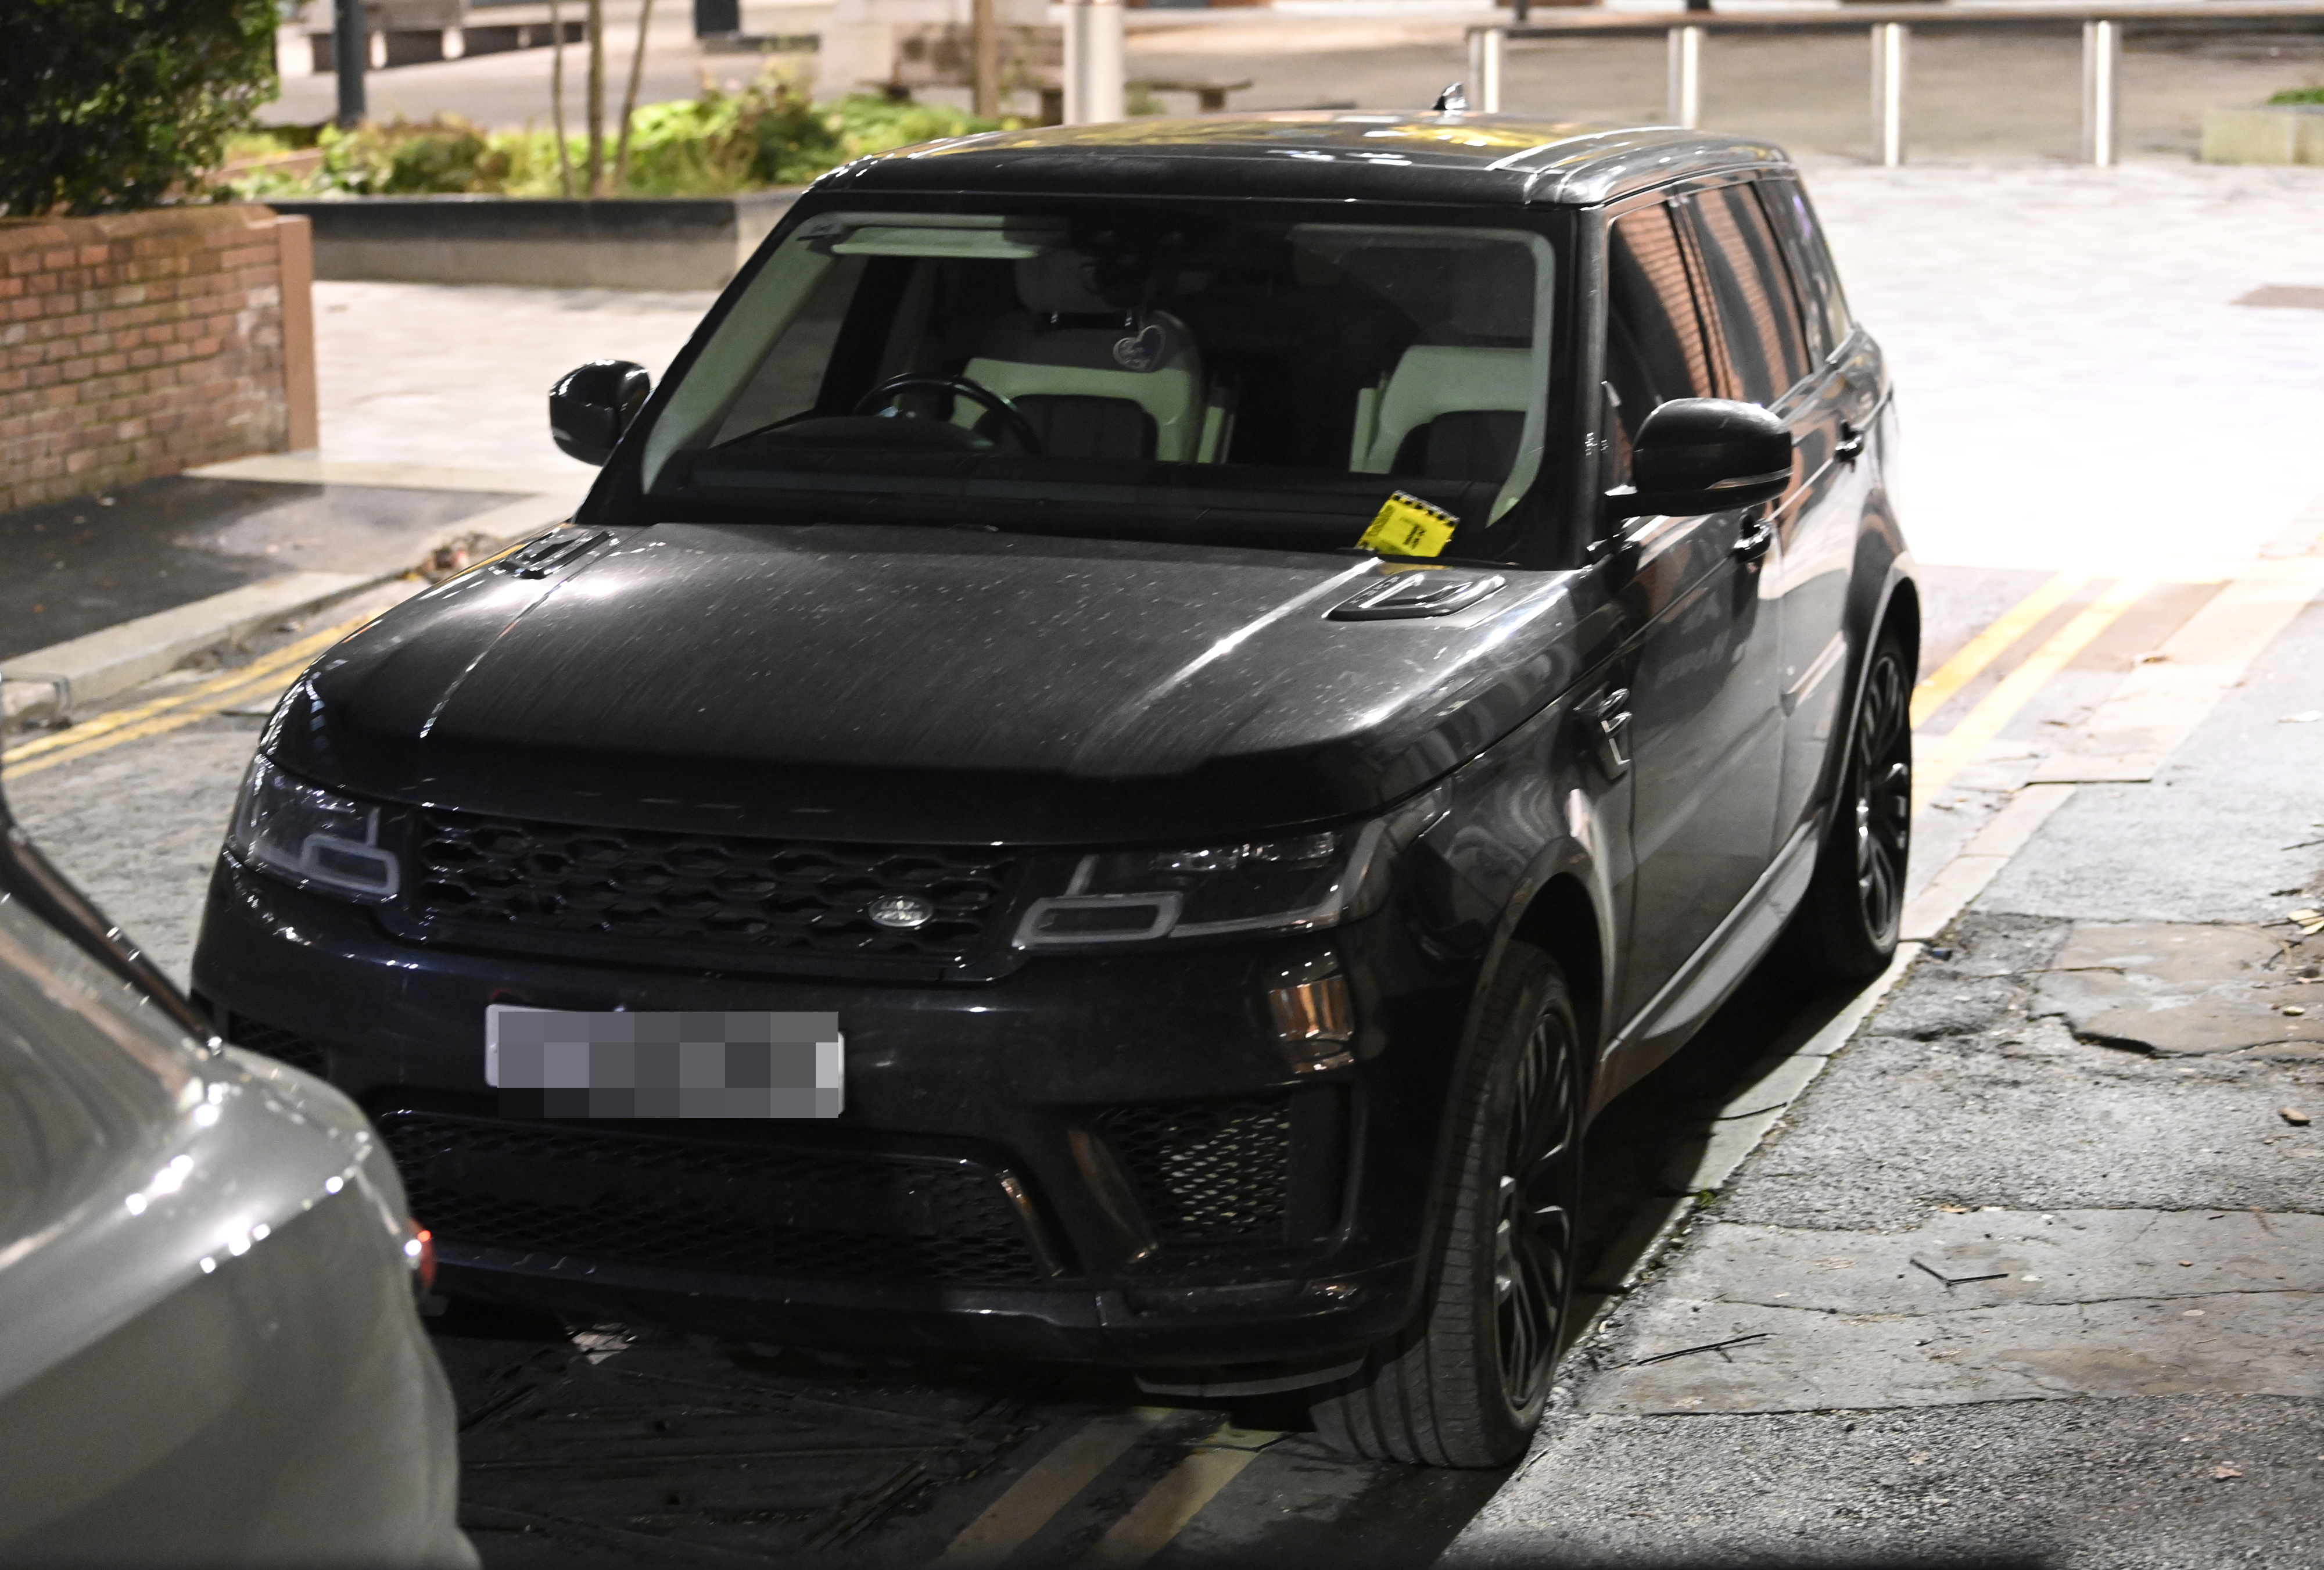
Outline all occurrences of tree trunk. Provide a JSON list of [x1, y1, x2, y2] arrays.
[[550, 0, 575, 196], [585, 0, 608, 196], [972, 0, 999, 118], [614, 0, 658, 192]]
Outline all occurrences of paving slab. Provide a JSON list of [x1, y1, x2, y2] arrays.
[[1448, 1396, 2324, 1569], [1585, 1209, 2324, 1416], [2031, 923, 2324, 1056]]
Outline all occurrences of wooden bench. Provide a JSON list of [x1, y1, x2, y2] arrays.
[[890, 24, 1248, 123]]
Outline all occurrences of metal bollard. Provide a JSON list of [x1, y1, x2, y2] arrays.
[[1870, 21, 1907, 167], [1063, 0, 1125, 124], [1471, 27, 1505, 114], [1666, 25, 1702, 130], [332, 0, 368, 127], [2081, 19, 2122, 165]]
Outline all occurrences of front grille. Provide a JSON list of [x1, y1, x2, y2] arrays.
[[404, 808, 1017, 966], [378, 1113, 1052, 1286], [1096, 1096, 1294, 1245], [225, 1013, 328, 1077]]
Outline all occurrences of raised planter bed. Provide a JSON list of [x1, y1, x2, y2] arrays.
[[2202, 103, 2324, 165], [266, 192, 805, 290]]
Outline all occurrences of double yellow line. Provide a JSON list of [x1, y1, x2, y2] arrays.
[[930, 1410, 1274, 1570], [2, 611, 377, 782], [1907, 570, 2156, 811]]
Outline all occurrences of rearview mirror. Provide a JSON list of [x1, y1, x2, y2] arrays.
[[549, 360, 651, 466], [1605, 397, 1792, 519]]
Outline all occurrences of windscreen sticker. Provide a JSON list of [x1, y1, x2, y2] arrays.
[[1358, 491, 1457, 558]]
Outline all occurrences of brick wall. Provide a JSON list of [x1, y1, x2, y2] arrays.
[[1, 205, 317, 515]]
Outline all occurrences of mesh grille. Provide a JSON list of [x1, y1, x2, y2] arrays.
[[1095, 1097, 1294, 1244], [225, 1014, 328, 1077], [405, 808, 1016, 964], [378, 1113, 1049, 1286]]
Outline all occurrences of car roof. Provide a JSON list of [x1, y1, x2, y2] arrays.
[[819, 112, 1791, 208]]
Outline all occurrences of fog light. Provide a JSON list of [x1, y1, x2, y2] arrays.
[[1268, 966, 1353, 1074], [404, 1223, 437, 1296]]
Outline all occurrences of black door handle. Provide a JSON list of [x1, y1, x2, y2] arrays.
[[1835, 421, 1867, 464], [1732, 519, 1774, 564]]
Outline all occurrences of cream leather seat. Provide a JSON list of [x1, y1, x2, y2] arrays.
[[957, 314, 1207, 462], [1350, 345, 1536, 482], [950, 250, 1212, 462]]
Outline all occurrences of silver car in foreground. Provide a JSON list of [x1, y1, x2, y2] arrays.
[[0, 794, 473, 1566]]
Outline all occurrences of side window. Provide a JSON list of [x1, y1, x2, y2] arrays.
[[1687, 184, 1812, 405], [1756, 177, 1853, 361], [1604, 202, 1721, 482]]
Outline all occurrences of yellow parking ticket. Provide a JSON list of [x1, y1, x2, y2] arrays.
[[1357, 492, 1457, 558]]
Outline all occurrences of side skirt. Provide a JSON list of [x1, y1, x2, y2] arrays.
[[1591, 813, 1823, 1113]]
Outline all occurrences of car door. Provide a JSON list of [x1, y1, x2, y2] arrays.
[[1684, 177, 1876, 852], [1600, 195, 1785, 1035]]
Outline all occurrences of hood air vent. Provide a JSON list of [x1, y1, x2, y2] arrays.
[[1328, 572, 1506, 622]]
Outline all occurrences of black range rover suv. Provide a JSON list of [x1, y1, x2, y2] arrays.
[[191, 110, 1913, 1467]]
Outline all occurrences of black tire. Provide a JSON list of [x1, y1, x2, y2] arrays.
[[1783, 625, 1914, 982], [1310, 947, 1582, 1468]]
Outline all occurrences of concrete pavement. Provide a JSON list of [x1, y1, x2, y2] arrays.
[[1450, 551, 2324, 1565]]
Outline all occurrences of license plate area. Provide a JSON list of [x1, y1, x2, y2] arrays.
[[486, 1007, 842, 1118]]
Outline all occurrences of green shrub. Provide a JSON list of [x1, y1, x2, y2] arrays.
[[223, 75, 1012, 201], [2269, 85, 2324, 106], [321, 117, 504, 195], [1, 0, 279, 216]]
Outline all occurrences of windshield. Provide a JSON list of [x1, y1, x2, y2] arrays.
[[638, 201, 1561, 558]]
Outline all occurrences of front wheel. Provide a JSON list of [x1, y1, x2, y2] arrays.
[[1310, 948, 1582, 1468], [1783, 625, 1913, 981]]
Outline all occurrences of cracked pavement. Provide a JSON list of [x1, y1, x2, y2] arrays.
[[1450, 595, 2324, 1564]]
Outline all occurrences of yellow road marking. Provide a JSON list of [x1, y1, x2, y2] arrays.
[[1909, 572, 2088, 729], [1912, 576, 2154, 813], [2, 612, 377, 778], [1077, 1425, 1273, 1570], [928, 1410, 1168, 1570]]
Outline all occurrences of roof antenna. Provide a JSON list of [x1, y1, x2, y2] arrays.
[[1434, 82, 1468, 114]]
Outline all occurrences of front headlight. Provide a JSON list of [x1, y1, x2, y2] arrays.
[[1014, 791, 1446, 949], [226, 758, 400, 903]]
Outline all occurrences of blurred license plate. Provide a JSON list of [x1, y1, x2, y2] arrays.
[[485, 1007, 842, 1119]]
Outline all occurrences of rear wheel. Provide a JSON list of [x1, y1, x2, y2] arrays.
[[1310, 948, 1581, 1468], [1783, 625, 1913, 981]]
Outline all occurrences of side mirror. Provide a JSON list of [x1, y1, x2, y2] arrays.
[[549, 360, 651, 467], [1605, 397, 1792, 520]]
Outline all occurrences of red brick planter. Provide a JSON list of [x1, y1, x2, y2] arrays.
[[1, 205, 317, 513]]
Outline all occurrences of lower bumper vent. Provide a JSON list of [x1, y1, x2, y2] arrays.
[[376, 1113, 1053, 1286], [1095, 1096, 1296, 1245], [225, 1014, 328, 1077]]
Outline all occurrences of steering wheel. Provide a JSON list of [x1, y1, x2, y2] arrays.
[[854, 374, 1043, 455]]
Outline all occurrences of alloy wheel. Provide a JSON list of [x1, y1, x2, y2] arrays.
[[1850, 650, 1913, 948], [1490, 1012, 1577, 1413]]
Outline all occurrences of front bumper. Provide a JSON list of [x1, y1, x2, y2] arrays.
[[191, 856, 1482, 1372]]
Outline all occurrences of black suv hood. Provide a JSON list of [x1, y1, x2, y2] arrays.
[[267, 524, 1588, 845]]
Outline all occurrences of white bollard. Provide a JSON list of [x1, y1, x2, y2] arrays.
[[1666, 26, 1702, 130], [1477, 27, 1505, 114], [2081, 19, 2122, 166], [1064, 0, 1125, 125], [1870, 21, 1907, 167]]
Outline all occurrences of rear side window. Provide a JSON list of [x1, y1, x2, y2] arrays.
[[1687, 184, 1813, 405], [1605, 202, 1720, 457], [1756, 177, 1853, 361]]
